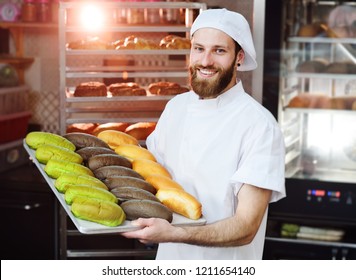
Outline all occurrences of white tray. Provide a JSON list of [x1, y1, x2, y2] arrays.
[[23, 140, 206, 234]]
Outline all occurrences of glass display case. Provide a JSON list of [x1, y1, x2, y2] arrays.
[[260, 0, 356, 259], [271, 0, 356, 184]]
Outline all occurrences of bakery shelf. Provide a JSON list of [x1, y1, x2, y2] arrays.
[[285, 108, 356, 115], [288, 37, 356, 44], [58, 1, 207, 259], [65, 49, 190, 56], [64, 95, 172, 103], [66, 71, 188, 79], [65, 117, 160, 125], [287, 72, 356, 80], [65, 25, 190, 33]]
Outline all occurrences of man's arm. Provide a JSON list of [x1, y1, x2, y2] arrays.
[[121, 184, 271, 247]]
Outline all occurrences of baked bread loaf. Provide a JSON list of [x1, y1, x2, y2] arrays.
[[108, 82, 146, 96], [323, 62, 356, 74], [296, 60, 327, 73], [124, 122, 156, 140], [330, 96, 356, 110], [66, 123, 98, 134], [116, 36, 160, 50], [148, 82, 189, 96], [353, 101, 356, 111], [74, 82, 107, 97], [156, 188, 202, 220], [92, 122, 130, 136], [288, 94, 331, 109], [297, 23, 324, 37], [160, 35, 191, 49], [66, 37, 109, 50]]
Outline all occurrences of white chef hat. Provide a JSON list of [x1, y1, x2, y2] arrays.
[[190, 8, 257, 71]]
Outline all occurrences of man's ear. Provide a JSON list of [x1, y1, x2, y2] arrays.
[[237, 49, 245, 67]]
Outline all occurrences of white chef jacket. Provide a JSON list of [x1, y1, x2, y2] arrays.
[[146, 81, 286, 260]]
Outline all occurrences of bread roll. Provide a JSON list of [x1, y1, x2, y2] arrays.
[[145, 174, 184, 191], [97, 130, 139, 149], [63, 132, 111, 150], [35, 144, 83, 165], [93, 165, 144, 181], [104, 175, 156, 194], [55, 173, 108, 193], [64, 184, 118, 205], [71, 196, 126, 227], [156, 188, 202, 220], [124, 122, 156, 140], [120, 199, 173, 222], [87, 154, 132, 171], [92, 122, 130, 136], [44, 158, 94, 179], [132, 158, 172, 179], [66, 123, 98, 134], [111, 186, 159, 202], [114, 144, 157, 162]]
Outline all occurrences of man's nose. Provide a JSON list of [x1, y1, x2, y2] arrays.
[[200, 52, 214, 67]]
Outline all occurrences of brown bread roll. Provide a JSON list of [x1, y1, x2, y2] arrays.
[[88, 154, 132, 171], [111, 186, 159, 202], [104, 175, 156, 194], [93, 165, 144, 180], [120, 199, 173, 222]]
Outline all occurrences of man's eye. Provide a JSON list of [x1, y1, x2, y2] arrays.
[[216, 49, 226, 54], [194, 46, 204, 52]]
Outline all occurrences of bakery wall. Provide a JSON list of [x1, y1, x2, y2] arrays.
[[15, 0, 255, 134]]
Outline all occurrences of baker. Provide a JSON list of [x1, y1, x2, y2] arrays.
[[121, 8, 286, 260]]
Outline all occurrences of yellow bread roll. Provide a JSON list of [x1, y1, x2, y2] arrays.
[[55, 173, 108, 193], [71, 196, 126, 227], [44, 158, 94, 179], [25, 131, 76, 151], [114, 144, 156, 162], [132, 158, 172, 179], [64, 184, 118, 205], [145, 174, 184, 191], [97, 130, 139, 149], [35, 144, 83, 165], [156, 188, 202, 220]]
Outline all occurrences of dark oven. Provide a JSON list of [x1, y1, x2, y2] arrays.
[[263, 178, 356, 260]]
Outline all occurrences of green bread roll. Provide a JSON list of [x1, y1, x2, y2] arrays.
[[55, 173, 108, 193], [35, 144, 83, 165], [64, 184, 118, 205], [44, 158, 94, 179], [25, 131, 76, 151], [71, 196, 126, 227]]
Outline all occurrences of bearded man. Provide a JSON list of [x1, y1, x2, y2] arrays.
[[122, 8, 286, 260]]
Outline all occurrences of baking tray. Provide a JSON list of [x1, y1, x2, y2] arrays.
[[23, 140, 206, 234]]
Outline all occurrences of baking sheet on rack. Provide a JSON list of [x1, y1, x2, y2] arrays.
[[23, 140, 206, 234]]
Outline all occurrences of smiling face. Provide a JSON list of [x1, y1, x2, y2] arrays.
[[189, 28, 244, 99]]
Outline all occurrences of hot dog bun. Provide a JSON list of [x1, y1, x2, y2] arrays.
[[156, 188, 202, 220]]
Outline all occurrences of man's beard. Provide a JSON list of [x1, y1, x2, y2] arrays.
[[189, 59, 236, 99]]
